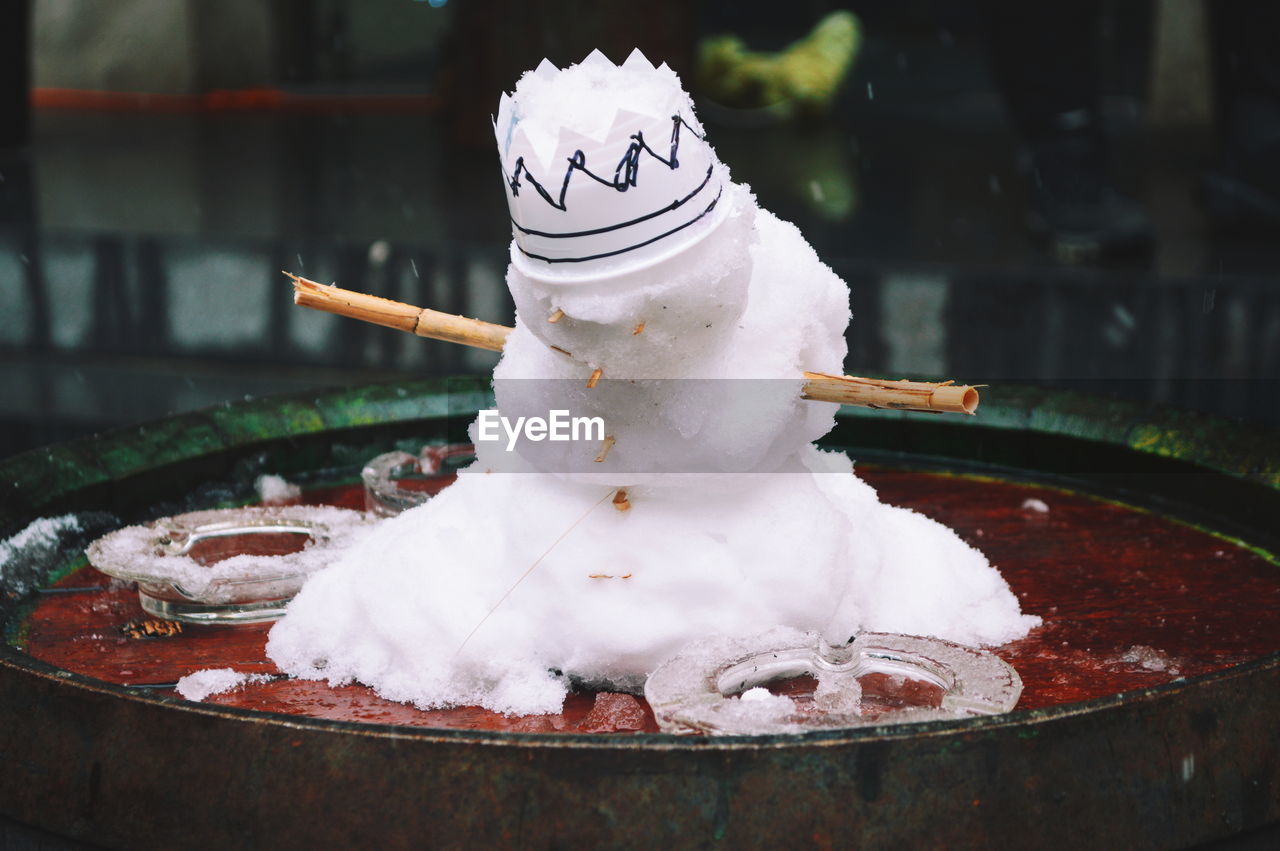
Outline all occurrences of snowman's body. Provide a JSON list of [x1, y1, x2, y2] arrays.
[[266, 51, 1037, 716]]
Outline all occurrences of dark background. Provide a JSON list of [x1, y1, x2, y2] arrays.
[[1, 0, 1277, 461]]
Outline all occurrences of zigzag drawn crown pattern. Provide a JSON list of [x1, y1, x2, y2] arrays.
[[494, 49, 728, 277]]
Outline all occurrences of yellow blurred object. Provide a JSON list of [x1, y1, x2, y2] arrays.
[[696, 10, 861, 117]]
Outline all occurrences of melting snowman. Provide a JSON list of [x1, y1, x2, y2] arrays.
[[266, 50, 1038, 717]]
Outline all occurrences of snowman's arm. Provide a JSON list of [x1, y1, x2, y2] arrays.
[[288, 273, 978, 415]]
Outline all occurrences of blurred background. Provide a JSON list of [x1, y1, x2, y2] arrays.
[[2, 0, 1278, 458]]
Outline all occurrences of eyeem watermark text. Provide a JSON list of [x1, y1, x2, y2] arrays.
[[476, 409, 605, 451]]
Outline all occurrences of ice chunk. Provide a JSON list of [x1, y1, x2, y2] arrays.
[[1112, 645, 1181, 676], [1021, 498, 1050, 514], [576, 692, 648, 733], [813, 671, 863, 714]]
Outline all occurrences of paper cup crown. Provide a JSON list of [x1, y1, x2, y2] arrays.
[[495, 49, 729, 283]]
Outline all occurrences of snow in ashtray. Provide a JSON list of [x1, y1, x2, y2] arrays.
[[814, 670, 863, 714], [87, 506, 372, 600], [176, 668, 274, 702], [265, 52, 1040, 719], [256, 474, 301, 504], [1021, 498, 1050, 513], [1113, 645, 1182, 676], [728, 688, 795, 724]]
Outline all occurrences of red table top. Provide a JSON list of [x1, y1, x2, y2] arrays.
[[16, 467, 1280, 734]]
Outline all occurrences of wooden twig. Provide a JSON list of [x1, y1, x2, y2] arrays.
[[800, 372, 978, 415], [287, 273, 979, 415], [288, 272, 510, 352]]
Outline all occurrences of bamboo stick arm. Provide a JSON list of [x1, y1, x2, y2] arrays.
[[287, 273, 979, 414], [288, 273, 510, 352], [801, 372, 978, 414]]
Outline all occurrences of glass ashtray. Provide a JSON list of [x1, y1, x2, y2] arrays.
[[361, 443, 474, 517], [86, 505, 373, 624], [644, 628, 1023, 735]]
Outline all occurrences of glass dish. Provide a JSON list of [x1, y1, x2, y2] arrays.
[[86, 505, 373, 624], [361, 443, 474, 517], [644, 628, 1023, 735]]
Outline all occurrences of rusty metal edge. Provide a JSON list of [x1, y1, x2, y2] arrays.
[[2, 633, 1276, 848], [1, 636, 1278, 750]]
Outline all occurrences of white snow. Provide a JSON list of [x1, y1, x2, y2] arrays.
[[176, 668, 273, 701], [724, 689, 797, 727], [0, 515, 80, 571], [87, 506, 373, 601], [266, 52, 1039, 717], [256, 474, 301, 504], [813, 670, 863, 714], [0, 515, 81, 595]]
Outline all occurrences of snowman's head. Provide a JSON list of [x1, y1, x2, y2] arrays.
[[495, 49, 732, 285]]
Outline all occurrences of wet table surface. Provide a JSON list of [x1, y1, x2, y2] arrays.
[[10, 466, 1280, 734]]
